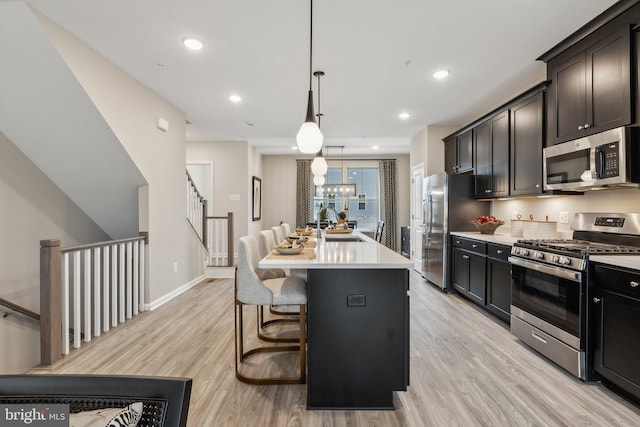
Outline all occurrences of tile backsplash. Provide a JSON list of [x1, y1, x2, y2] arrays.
[[491, 187, 640, 234]]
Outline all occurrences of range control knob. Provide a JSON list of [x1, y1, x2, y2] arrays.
[[559, 257, 571, 266], [535, 252, 544, 260], [521, 249, 529, 256], [551, 255, 560, 263]]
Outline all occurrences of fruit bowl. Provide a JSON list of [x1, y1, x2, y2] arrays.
[[470, 217, 505, 235]]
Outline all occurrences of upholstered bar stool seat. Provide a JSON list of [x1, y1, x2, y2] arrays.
[[280, 223, 292, 239], [235, 235, 307, 385]]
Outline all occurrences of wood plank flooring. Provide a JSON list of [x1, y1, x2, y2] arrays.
[[33, 270, 640, 426]]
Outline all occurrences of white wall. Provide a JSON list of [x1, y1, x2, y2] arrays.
[[491, 188, 640, 234], [38, 13, 202, 304], [186, 141, 250, 241], [410, 125, 459, 174], [0, 132, 109, 373], [262, 156, 298, 228]]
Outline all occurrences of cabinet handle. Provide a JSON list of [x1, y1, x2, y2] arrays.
[[593, 297, 601, 303], [578, 125, 584, 130], [631, 281, 639, 288], [531, 331, 547, 344], [462, 255, 470, 259], [535, 184, 541, 188], [496, 250, 503, 254], [456, 240, 461, 244], [485, 189, 492, 193], [472, 244, 477, 248], [584, 123, 590, 129]]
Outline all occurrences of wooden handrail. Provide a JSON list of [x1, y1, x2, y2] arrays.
[[61, 235, 146, 253], [0, 297, 40, 321]]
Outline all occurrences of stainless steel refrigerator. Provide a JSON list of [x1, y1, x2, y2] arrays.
[[421, 173, 489, 290]]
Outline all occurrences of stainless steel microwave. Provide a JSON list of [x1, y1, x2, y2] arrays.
[[543, 127, 640, 191]]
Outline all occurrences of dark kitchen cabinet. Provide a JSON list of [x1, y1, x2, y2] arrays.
[[591, 263, 640, 402], [547, 26, 631, 145], [510, 91, 544, 196], [485, 244, 511, 323], [473, 111, 509, 198], [451, 237, 486, 305], [444, 130, 473, 174]]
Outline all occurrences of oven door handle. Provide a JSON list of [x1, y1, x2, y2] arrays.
[[509, 256, 582, 283]]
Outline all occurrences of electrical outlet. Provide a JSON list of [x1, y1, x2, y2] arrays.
[[512, 210, 519, 220], [173, 262, 178, 273], [559, 211, 569, 224]]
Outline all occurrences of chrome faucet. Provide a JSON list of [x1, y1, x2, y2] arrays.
[[317, 205, 339, 238]]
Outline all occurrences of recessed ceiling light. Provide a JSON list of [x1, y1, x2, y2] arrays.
[[182, 37, 204, 50], [372, 146, 379, 150], [433, 69, 450, 79], [229, 95, 242, 103], [398, 112, 411, 120]]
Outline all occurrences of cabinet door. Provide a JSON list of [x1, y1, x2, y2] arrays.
[[593, 289, 640, 400], [444, 135, 457, 174], [457, 129, 473, 173], [467, 252, 486, 304], [473, 120, 492, 198], [491, 112, 510, 198], [510, 92, 544, 196], [452, 248, 470, 294], [486, 258, 511, 323], [549, 51, 586, 145], [586, 26, 631, 134]]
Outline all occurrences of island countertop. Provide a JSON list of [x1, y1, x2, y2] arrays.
[[258, 230, 413, 269]]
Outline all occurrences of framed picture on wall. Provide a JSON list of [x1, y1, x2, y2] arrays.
[[252, 176, 262, 221]]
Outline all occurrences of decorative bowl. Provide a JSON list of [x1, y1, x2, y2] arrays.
[[470, 220, 505, 235], [275, 244, 305, 255], [287, 235, 310, 243], [295, 228, 312, 236]]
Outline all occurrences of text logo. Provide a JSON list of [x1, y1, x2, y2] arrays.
[[0, 405, 68, 426]]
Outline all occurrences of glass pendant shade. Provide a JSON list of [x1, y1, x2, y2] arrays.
[[311, 154, 328, 176], [313, 175, 325, 186], [296, 90, 323, 153]]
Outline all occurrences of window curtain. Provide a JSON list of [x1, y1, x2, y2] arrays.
[[296, 159, 313, 228], [379, 159, 398, 251]]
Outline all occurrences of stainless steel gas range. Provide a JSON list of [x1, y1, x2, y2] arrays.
[[509, 213, 640, 379]]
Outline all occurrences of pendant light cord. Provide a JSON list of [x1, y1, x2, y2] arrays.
[[309, 0, 313, 91]]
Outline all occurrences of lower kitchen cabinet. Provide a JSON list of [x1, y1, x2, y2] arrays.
[[451, 236, 511, 323], [591, 263, 640, 403], [486, 243, 511, 323]]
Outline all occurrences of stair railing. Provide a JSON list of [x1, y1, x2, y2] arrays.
[[40, 235, 147, 366]]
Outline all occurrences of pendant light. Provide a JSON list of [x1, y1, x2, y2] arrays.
[[296, 0, 323, 154], [311, 70, 328, 176]]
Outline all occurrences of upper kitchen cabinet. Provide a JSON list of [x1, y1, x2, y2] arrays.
[[444, 129, 473, 174], [510, 91, 544, 196], [473, 111, 509, 199], [545, 25, 632, 146]]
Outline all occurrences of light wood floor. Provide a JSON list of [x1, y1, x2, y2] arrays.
[[35, 270, 640, 426]]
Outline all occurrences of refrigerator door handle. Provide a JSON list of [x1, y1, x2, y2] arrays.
[[427, 194, 433, 239]]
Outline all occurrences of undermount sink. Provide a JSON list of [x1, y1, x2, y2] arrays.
[[324, 236, 366, 242]]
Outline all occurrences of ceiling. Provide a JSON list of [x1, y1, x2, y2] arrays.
[[26, 0, 618, 155]]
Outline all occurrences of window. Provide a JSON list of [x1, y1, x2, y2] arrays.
[[312, 161, 380, 230]]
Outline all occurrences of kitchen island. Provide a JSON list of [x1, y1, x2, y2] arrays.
[[259, 230, 412, 409]]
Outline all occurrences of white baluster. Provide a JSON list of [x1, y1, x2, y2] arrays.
[[62, 252, 70, 355], [119, 242, 125, 323], [111, 244, 118, 327], [83, 249, 91, 343], [93, 247, 101, 337], [73, 251, 81, 349], [126, 241, 133, 319], [139, 240, 146, 313], [103, 245, 110, 333], [133, 241, 139, 316]]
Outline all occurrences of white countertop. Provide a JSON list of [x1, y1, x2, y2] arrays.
[[589, 255, 640, 270], [450, 231, 519, 246], [258, 230, 413, 269]]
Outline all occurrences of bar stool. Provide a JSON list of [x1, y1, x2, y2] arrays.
[[271, 226, 285, 244], [280, 223, 292, 239], [235, 235, 307, 385]]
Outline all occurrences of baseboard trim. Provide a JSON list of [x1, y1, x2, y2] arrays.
[[145, 275, 206, 311]]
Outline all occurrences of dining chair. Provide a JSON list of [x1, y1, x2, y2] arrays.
[[374, 221, 385, 243], [271, 226, 285, 245], [235, 235, 307, 385], [280, 223, 292, 238]]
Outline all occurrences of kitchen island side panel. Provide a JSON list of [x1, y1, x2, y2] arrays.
[[306, 268, 409, 409]]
